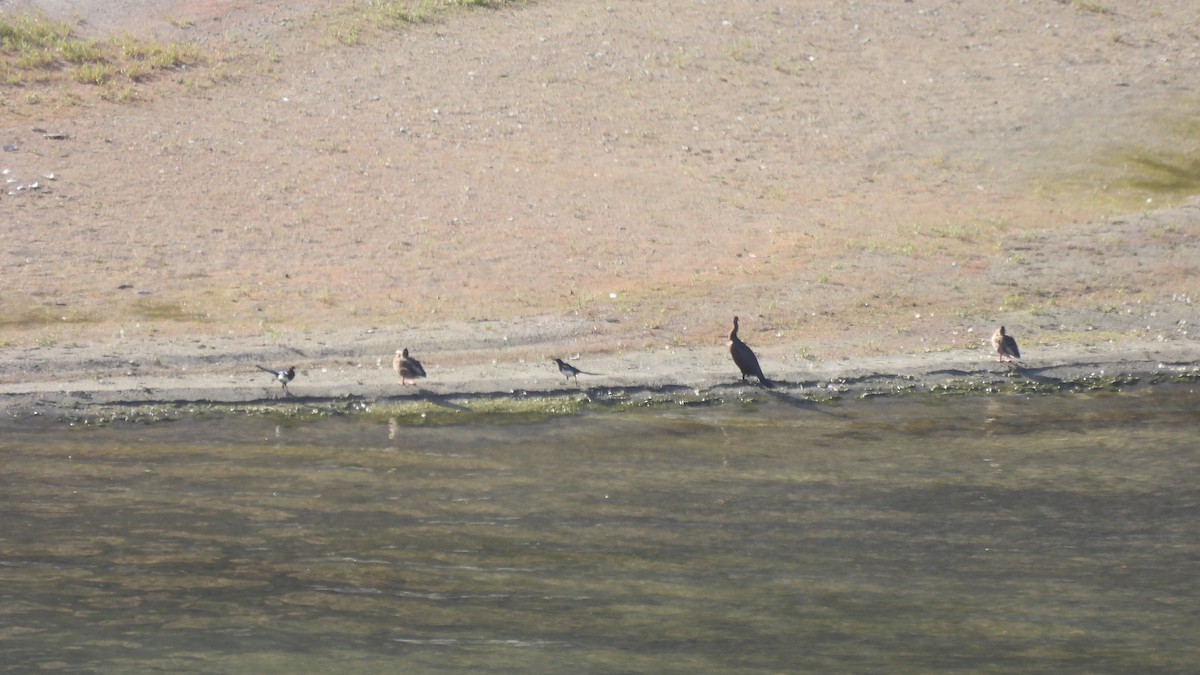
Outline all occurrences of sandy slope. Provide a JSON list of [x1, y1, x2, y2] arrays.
[[2, 0, 1198, 413]]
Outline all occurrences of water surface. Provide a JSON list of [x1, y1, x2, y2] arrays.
[[2, 388, 1198, 673]]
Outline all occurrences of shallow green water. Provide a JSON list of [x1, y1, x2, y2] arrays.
[[2, 387, 1198, 673]]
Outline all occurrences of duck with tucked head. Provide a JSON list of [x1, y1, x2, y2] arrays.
[[991, 326, 1022, 365]]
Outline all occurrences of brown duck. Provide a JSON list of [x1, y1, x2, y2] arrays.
[[729, 316, 773, 387], [393, 348, 427, 385], [991, 326, 1022, 364]]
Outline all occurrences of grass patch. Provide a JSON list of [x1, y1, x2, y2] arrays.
[[328, 0, 521, 44], [1069, 0, 1115, 15], [0, 306, 96, 329], [362, 0, 429, 29], [1079, 109, 1200, 204], [100, 84, 141, 103], [73, 62, 114, 85], [1, 11, 204, 98], [131, 300, 210, 322], [1115, 149, 1200, 195], [164, 15, 195, 30]]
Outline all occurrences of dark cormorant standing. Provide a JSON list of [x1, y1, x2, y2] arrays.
[[729, 316, 772, 387]]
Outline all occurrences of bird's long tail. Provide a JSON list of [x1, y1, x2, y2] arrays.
[[255, 365, 276, 374], [759, 376, 774, 388]]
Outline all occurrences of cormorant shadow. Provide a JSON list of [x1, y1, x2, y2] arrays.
[[761, 382, 845, 416], [715, 379, 844, 416]]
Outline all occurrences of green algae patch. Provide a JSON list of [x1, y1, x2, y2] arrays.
[[360, 387, 728, 425], [361, 395, 592, 426], [58, 393, 615, 428], [29, 368, 1200, 429]]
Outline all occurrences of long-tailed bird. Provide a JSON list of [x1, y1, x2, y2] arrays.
[[992, 326, 1022, 364], [393, 348, 427, 385], [729, 316, 773, 387], [552, 357, 598, 383], [257, 365, 295, 395]]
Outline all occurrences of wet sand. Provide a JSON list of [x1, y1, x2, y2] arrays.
[[1, 322, 1196, 423]]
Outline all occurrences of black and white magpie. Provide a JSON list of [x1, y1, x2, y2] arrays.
[[256, 365, 296, 395], [551, 357, 598, 383]]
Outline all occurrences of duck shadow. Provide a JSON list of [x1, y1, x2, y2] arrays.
[[933, 365, 1066, 388], [422, 392, 470, 412], [1006, 366, 1065, 388], [382, 387, 472, 412]]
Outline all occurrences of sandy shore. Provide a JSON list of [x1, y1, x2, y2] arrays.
[[3, 0, 1199, 421]]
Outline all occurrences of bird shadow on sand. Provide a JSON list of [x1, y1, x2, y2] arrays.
[[929, 364, 1072, 393], [385, 387, 471, 412], [1005, 366, 1066, 389], [423, 393, 470, 412], [932, 364, 1065, 387]]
